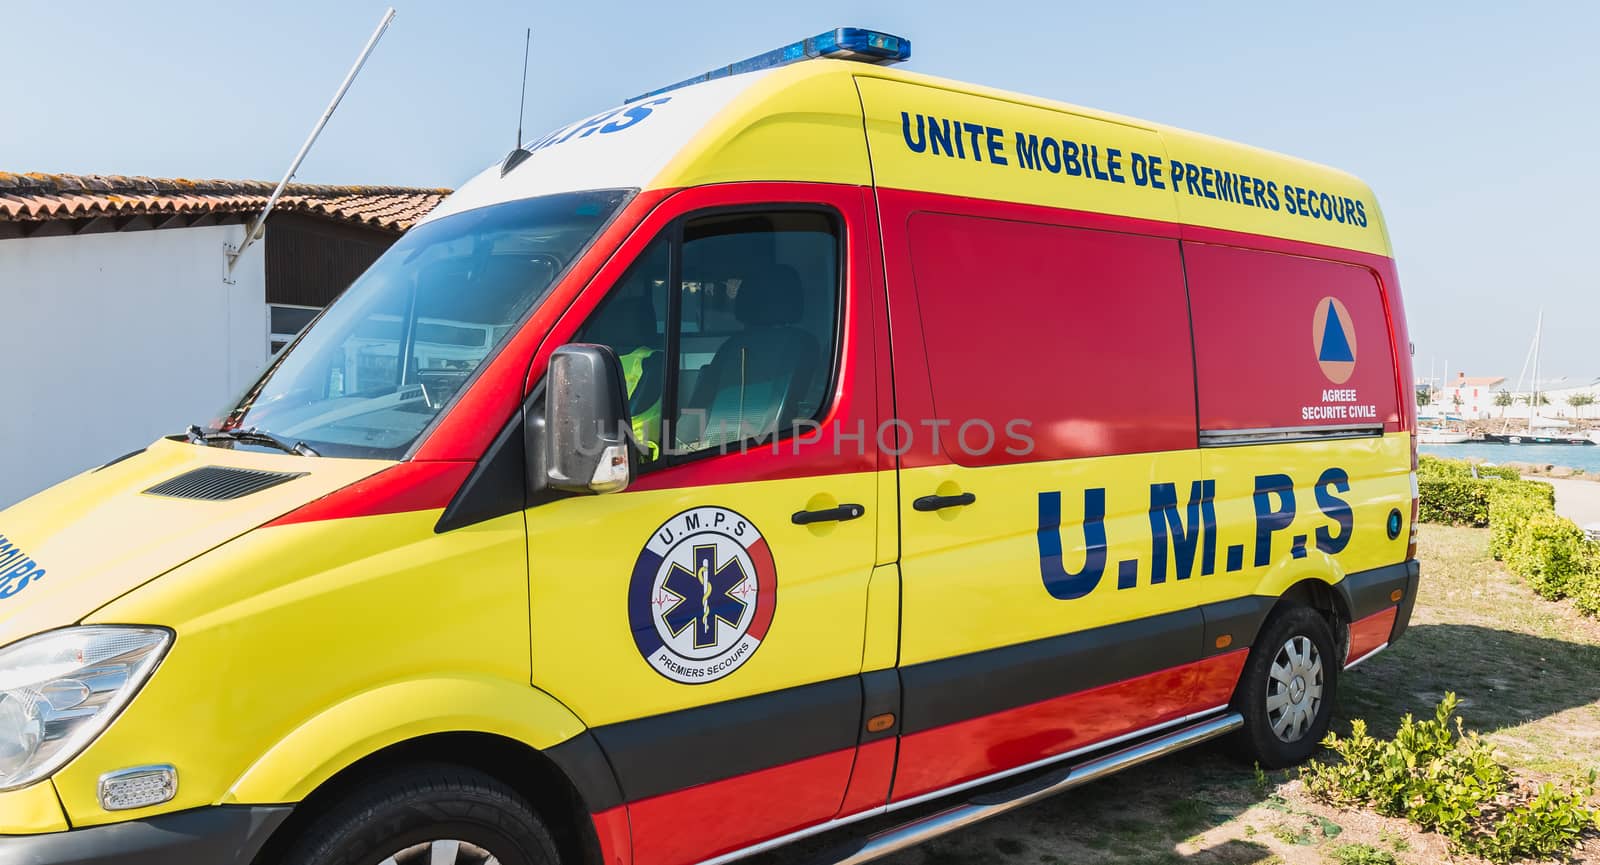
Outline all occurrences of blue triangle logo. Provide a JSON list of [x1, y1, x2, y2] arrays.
[[1318, 301, 1354, 363]]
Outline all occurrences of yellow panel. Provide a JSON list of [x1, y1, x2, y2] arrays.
[[224, 676, 586, 804], [875, 460, 899, 566], [59, 509, 534, 826], [528, 471, 878, 726], [856, 74, 1180, 227], [1162, 126, 1391, 256], [656, 62, 1391, 256], [862, 564, 900, 671], [0, 438, 389, 648], [1203, 432, 1413, 598], [899, 433, 1410, 666], [652, 60, 872, 190], [0, 781, 68, 834], [852, 69, 1390, 256]]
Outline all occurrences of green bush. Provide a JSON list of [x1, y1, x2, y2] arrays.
[[1574, 575, 1600, 617], [1329, 843, 1398, 865], [1498, 477, 1555, 507], [1489, 487, 1548, 560], [1303, 694, 1598, 863], [1418, 458, 1543, 528], [1422, 455, 1600, 617], [1504, 509, 1595, 600], [1418, 479, 1489, 527], [1417, 455, 1523, 483], [1476, 464, 1524, 482], [1418, 454, 1472, 480]]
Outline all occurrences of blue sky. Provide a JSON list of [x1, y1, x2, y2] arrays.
[[7, 1, 1597, 381]]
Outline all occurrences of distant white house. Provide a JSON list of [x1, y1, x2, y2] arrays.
[[0, 172, 445, 506], [1424, 373, 1506, 420]]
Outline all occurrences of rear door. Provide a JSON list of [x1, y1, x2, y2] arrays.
[[880, 194, 1213, 802], [1183, 243, 1411, 659], [523, 184, 885, 865]]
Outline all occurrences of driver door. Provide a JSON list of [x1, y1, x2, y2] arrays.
[[524, 184, 885, 865]]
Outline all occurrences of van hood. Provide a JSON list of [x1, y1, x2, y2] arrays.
[[0, 438, 390, 645]]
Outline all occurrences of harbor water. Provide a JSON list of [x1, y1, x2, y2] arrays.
[[1420, 442, 1600, 473]]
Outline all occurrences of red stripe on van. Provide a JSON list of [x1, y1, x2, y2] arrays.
[[263, 461, 472, 527], [891, 651, 1245, 802], [415, 180, 1408, 471], [1346, 606, 1398, 664], [872, 185, 1411, 469], [838, 737, 897, 816], [626, 747, 858, 865], [892, 207, 1197, 465], [591, 805, 632, 865], [1185, 243, 1401, 433]]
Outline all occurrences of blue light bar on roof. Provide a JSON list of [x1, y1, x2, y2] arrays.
[[626, 27, 911, 103]]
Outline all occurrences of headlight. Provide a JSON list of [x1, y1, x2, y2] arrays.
[[0, 627, 170, 791]]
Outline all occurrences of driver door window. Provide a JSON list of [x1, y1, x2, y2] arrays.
[[577, 209, 841, 464]]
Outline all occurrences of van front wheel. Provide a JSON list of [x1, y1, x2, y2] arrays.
[[282, 763, 561, 865], [1231, 606, 1339, 769]]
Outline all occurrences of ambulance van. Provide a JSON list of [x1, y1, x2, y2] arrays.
[[0, 28, 1418, 865]]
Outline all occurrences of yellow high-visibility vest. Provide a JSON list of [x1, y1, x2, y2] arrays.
[[619, 346, 662, 460]]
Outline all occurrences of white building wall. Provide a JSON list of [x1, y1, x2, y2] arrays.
[[1531, 383, 1600, 420], [0, 225, 266, 506]]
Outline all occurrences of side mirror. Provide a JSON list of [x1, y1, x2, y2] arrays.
[[543, 343, 636, 494]]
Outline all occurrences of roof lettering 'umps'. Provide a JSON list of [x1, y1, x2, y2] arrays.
[[0, 172, 449, 233]]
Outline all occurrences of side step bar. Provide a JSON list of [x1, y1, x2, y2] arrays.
[[813, 712, 1244, 865]]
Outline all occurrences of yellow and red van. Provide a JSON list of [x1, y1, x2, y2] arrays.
[[0, 28, 1418, 865]]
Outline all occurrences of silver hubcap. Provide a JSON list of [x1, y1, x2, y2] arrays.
[[379, 840, 500, 865], [1266, 635, 1323, 743]]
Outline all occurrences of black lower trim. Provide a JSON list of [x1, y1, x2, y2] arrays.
[[1388, 559, 1420, 645], [1340, 561, 1413, 622], [898, 608, 1203, 736], [0, 805, 290, 865], [546, 730, 626, 814], [572, 562, 1416, 808], [860, 669, 902, 744], [1199, 595, 1274, 657], [590, 676, 861, 803]]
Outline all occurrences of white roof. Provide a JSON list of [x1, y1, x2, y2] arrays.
[[421, 73, 766, 225]]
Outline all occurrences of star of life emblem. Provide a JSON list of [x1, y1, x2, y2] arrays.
[[628, 506, 777, 683]]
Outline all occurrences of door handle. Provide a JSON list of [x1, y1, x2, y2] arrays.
[[913, 492, 976, 512], [792, 503, 867, 525]]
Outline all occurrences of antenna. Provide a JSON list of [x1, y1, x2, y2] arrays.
[[227, 7, 397, 274], [517, 27, 531, 149], [502, 28, 536, 177]]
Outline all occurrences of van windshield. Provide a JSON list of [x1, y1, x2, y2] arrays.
[[214, 189, 630, 459]]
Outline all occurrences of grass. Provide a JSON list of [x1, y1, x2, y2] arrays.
[[1338, 525, 1600, 779], [749, 526, 1600, 864], [1328, 843, 1398, 865]]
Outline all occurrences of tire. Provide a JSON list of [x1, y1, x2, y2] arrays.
[[1231, 606, 1340, 769], [280, 763, 562, 865]]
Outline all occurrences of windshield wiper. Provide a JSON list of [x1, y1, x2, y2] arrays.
[[187, 424, 320, 457]]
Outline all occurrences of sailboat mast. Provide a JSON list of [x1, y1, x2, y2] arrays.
[[1530, 310, 1543, 433]]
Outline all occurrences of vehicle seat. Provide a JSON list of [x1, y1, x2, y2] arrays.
[[682, 265, 819, 446], [605, 296, 665, 417]]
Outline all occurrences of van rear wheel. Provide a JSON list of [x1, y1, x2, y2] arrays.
[[1231, 606, 1339, 769], [281, 763, 560, 865]]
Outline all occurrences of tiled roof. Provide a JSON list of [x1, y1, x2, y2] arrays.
[[0, 172, 449, 233]]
